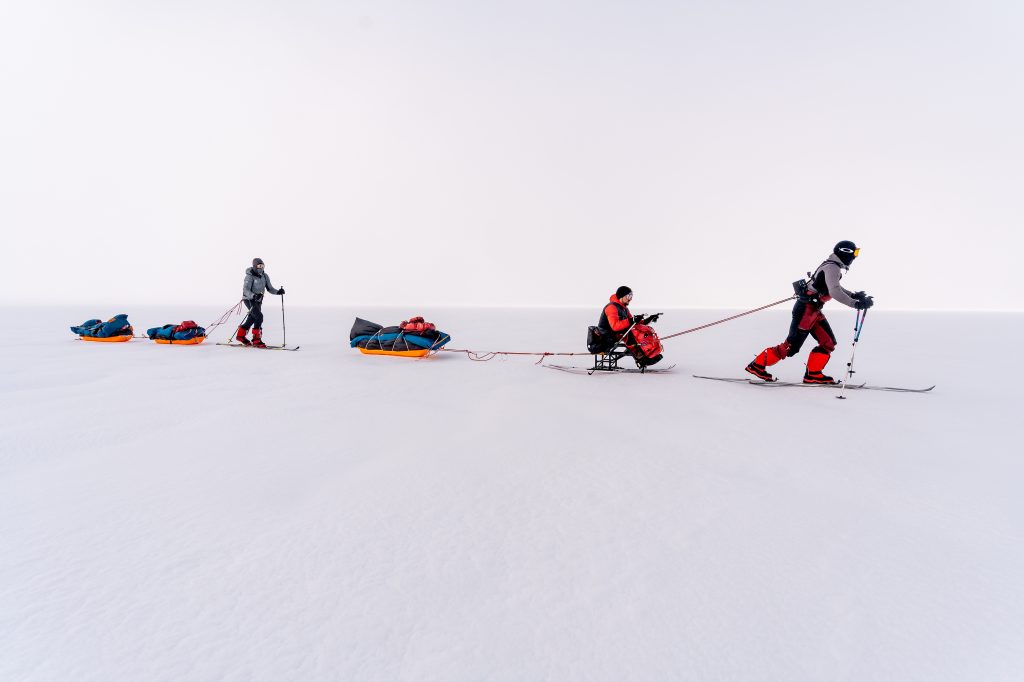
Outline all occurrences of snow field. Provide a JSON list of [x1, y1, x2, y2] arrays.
[[1, 306, 1021, 681]]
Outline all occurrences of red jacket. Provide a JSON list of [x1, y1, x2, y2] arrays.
[[599, 295, 633, 334]]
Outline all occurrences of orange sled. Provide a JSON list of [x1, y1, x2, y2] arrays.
[[357, 347, 430, 358], [79, 335, 132, 343], [154, 336, 206, 345]]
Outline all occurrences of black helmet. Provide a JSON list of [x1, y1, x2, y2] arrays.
[[833, 241, 859, 266], [615, 285, 633, 299], [252, 257, 265, 268]]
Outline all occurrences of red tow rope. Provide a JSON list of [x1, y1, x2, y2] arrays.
[[660, 296, 796, 341]]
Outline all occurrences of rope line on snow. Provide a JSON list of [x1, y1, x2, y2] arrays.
[[435, 295, 797, 363], [438, 348, 595, 364]]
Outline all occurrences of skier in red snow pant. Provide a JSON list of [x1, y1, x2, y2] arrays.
[[746, 241, 874, 384], [757, 300, 838, 379]]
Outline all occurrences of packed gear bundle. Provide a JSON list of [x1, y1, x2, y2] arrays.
[[630, 318, 664, 363], [70, 314, 134, 342], [146, 320, 207, 345], [400, 316, 435, 334], [350, 317, 451, 357]]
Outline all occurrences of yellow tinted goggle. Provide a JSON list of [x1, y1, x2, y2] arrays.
[[854, 248, 860, 257]]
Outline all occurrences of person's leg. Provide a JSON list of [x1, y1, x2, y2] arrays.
[[240, 299, 256, 330], [250, 299, 266, 347], [236, 300, 255, 344], [747, 301, 810, 380], [804, 314, 838, 382], [251, 299, 264, 330]]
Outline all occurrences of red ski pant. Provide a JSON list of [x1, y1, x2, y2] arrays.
[[758, 301, 837, 366]]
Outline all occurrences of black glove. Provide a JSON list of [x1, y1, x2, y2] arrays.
[[647, 313, 661, 324], [851, 291, 866, 300], [278, 287, 286, 295], [854, 296, 874, 310], [633, 315, 646, 325]]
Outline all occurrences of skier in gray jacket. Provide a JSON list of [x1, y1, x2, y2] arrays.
[[235, 258, 285, 348], [745, 241, 874, 384]]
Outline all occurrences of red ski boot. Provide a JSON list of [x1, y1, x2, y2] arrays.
[[235, 326, 252, 346], [252, 328, 267, 349], [803, 350, 836, 384], [744, 361, 775, 382], [744, 345, 785, 382]]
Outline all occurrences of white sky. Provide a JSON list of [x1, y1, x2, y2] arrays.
[[2, 1, 1021, 310]]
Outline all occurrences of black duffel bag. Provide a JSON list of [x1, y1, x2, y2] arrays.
[[587, 326, 616, 353]]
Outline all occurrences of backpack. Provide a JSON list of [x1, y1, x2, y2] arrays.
[[629, 323, 663, 359], [587, 326, 615, 353]]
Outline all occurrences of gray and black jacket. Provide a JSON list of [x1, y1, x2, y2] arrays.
[[242, 267, 280, 300], [806, 254, 857, 308]]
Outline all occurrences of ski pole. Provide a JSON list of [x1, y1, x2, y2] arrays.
[[837, 309, 867, 400], [281, 293, 286, 348]]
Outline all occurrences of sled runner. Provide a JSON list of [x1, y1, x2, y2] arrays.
[[546, 362, 677, 375], [358, 347, 431, 358], [79, 334, 132, 343], [154, 336, 206, 345]]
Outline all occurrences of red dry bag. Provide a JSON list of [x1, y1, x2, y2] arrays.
[[629, 323, 663, 359]]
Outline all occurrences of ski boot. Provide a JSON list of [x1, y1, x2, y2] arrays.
[[803, 350, 836, 384], [744, 361, 775, 382], [235, 326, 252, 346], [252, 328, 267, 349]]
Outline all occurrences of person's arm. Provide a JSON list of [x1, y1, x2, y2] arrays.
[[822, 263, 858, 308], [242, 273, 254, 299], [605, 303, 633, 332], [265, 274, 280, 295]]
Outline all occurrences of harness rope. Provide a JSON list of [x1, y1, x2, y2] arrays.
[[435, 295, 797, 363], [204, 300, 246, 341], [438, 348, 596, 364], [659, 295, 796, 340]]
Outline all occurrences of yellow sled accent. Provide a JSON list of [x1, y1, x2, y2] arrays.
[[154, 336, 206, 345], [357, 347, 430, 358], [80, 334, 132, 343]]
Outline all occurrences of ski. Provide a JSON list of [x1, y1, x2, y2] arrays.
[[546, 363, 677, 375], [216, 342, 301, 351], [854, 384, 935, 393], [692, 375, 861, 388], [692, 375, 932, 392], [754, 380, 867, 389]]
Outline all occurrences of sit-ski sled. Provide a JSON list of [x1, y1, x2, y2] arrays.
[[545, 343, 674, 375]]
